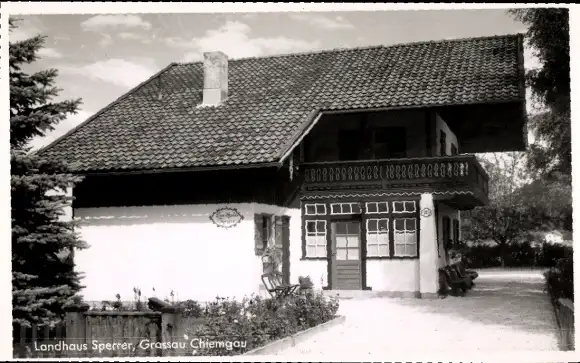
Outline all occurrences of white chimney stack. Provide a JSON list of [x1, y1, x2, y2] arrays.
[[202, 51, 228, 106]]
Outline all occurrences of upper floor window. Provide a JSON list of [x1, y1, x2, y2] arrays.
[[440, 130, 447, 156], [374, 127, 407, 159], [338, 129, 359, 160], [451, 143, 458, 156]]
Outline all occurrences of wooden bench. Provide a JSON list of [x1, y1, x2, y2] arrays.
[[455, 261, 478, 281], [261, 272, 300, 299], [451, 264, 475, 288], [440, 266, 471, 296]]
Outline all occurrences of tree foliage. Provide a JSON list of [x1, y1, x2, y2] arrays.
[[508, 8, 570, 177], [462, 153, 571, 266], [10, 17, 88, 327]]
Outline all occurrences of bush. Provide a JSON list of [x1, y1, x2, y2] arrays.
[[462, 241, 572, 269], [187, 292, 339, 356], [544, 254, 574, 302], [178, 300, 204, 318]]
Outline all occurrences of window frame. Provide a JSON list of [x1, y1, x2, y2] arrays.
[[393, 217, 419, 257], [365, 218, 390, 258], [304, 219, 328, 259], [365, 201, 389, 214], [363, 198, 420, 260], [304, 203, 327, 216], [302, 199, 420, 261], [330, 202, 362, 215]]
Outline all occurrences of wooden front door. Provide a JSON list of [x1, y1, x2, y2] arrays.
[[330, 220, 362, 290]]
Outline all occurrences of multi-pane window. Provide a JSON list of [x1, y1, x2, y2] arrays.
[[394, 218, 418, 257], [365, 201, 389, 214], [393, 201, 416, 213], [366, 218, 389, 257], [330, 202, 362, 215], [305, 220, 327, 258], [304, 203, 327, 216]]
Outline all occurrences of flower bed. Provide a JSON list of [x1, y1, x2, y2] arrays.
[[185, 291, 339, 356], [90, 284, 339, 356]]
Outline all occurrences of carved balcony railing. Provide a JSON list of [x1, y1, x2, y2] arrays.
[[300, 155, 489, 207]]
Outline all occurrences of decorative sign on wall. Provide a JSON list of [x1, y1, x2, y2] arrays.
[[210, 207, 244, 228], [420, 207, 433, 218]]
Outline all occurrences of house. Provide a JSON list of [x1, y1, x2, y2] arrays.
[[38, 34, 527, 301]]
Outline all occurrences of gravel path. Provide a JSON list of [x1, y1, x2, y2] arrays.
[[275, 270, 559, 356]]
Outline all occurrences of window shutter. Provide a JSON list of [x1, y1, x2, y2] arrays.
[[254, 214, 265, 256], [453, 219, 460, 243], [274, 216, 283, 248]]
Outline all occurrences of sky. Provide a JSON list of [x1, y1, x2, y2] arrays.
[[9, 9, 542, 149]]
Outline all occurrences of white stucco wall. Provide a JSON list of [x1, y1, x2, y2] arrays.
[[435, 112, 458, 155], [74, 203, 292, 303], [366, 260, 419, 292]]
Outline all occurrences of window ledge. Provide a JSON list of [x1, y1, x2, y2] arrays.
[[300, 257, 328, 261]]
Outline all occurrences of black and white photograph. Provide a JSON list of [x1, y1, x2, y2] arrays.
[[3, 3, 575, 360]]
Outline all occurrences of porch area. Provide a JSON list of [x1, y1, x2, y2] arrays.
[[273, 269, 559, 355]]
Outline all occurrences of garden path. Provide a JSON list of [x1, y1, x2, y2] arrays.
[[273, 270, 559, 357]]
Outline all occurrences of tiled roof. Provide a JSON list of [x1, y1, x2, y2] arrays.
[[39, 34, 525, 173]]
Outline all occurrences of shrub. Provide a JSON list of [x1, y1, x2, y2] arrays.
[[178, 300, 204, 318], [544, 254, 574, 302], [186, 292, 339, 356], [462, 241, 572, 269]]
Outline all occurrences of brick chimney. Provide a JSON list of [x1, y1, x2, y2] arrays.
[[202, 51, 228, 106]]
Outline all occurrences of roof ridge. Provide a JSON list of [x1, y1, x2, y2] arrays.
[[174, 33, 524, 65], [36, 62, 178, 156]]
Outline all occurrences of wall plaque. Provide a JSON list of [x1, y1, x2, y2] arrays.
[[420, 207, 433, 217], [210, 207, 244, 228]]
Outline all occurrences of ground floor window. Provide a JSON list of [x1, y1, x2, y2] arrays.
[[366, 218, 389, 257], [305, 220, 327, 258], [393, 218, 418, 257], [302, 199, 420, 259]]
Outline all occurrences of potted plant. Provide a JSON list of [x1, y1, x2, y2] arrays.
[[261, 245, 282, 274], [298, 275, 314, 295]]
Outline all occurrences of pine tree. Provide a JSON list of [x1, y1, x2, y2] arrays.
[[10, 18, 88, 328]]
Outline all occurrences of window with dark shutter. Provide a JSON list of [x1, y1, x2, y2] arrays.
[[442, 216, 451, 251], [254, 214, 271, 255], [453, 219, 460, 244]]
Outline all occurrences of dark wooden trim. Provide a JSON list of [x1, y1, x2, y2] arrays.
[[77, 162, 281, 176], [425, 110, 432, 157], [300, 257, 327, 261], [366, 256, 420, 260], [435, 202, 440, 258], [360, 202, 369, 290], [322, 285, 331, 290]]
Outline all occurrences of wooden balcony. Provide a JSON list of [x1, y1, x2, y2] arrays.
[[300, 155, 489, 210]]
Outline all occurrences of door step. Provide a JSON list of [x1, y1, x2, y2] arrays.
[[323, 290, 382, 300], [323, 290, 423, 299]]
